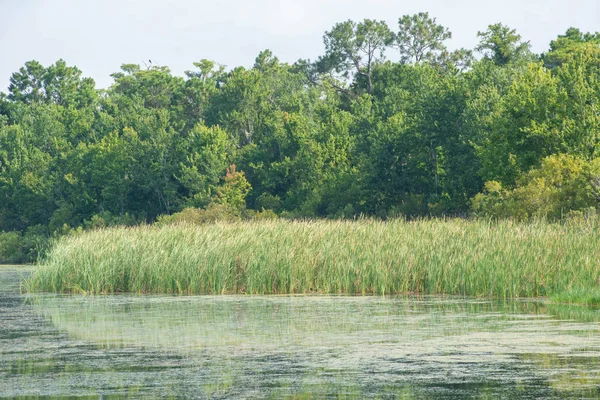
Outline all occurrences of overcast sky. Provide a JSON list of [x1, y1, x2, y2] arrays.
[[1, 0, 598, 90]]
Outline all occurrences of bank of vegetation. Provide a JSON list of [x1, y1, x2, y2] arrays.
[[3, 15, 600, 303], [25, 219, 600, 298]]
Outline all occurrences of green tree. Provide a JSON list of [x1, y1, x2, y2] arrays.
[[318, 19, 393, 94], [476, 23, 533, 66], [543, 28, 600, 68], [465, 62, 566, 186], [555, 44, 600, 159], [472, 154, 600, 220], [177, 59, 225, 130], [214, 164, 251, 212], [177, 123, 232, 207], [8, 60, 97, 108], [395, 12, 473, 71], [7, 61, 46, 104]]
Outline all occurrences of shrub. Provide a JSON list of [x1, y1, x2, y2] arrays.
[[0, 226, 50, 264], [214, 164, 251, 211], [255, 193, 282, 212], [245, 208, 279, 220], [83, 212, 140, 230], [472, 154, 600, 219], [0, 232, 24, 264], [155, 204, 241, 226]]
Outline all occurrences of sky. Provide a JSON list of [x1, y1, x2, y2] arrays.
[[0, 0, 598, 90]]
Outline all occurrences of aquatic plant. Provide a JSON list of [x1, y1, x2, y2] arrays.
[[25, 219, 600, 298], [550, 288, 600, 306]]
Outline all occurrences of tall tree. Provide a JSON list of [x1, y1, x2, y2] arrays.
[[8, 60, 97, 108], [476, 23, 533, 66], [395, 12, 473, 70], [395, 12, 451, 64], [467, 63, 566, 185], [318, 19, 393, 94], [7, 61, 46, 105], [176, 59, 225, 131], [555, 44, 600, 159], [543, 28, 600, 68]]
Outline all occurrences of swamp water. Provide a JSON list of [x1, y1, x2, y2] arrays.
[[1, 266, 600, 399]]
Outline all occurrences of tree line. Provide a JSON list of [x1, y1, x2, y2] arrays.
[[1, 13, 600, 262]]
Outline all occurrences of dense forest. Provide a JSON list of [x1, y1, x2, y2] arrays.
[[1, 13, 600, 262]]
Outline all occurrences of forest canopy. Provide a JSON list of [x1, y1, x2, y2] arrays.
[[1, 14, 600, 262]]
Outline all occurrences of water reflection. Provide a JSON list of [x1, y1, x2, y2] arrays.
[[2, 266, 600, 398]]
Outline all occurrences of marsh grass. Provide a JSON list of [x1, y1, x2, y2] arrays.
[[550, 289, 600, 306], [25, 219, 600, 298]]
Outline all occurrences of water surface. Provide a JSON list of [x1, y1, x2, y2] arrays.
[[2, 266, 600, 398]]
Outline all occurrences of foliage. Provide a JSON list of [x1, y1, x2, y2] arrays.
[[472, 154, 600, 220], [155, 204, 241, 226], [395, 12, 473, 70], [0, 226, 50, 264], [476, 23, 534, 66], [214, 164, 251, 211], [318, 19, 393, 94], [156, 164, 279, 226], [543, 27, 600, 69]]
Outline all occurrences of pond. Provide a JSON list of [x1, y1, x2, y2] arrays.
[[1, 265, 600, 399]]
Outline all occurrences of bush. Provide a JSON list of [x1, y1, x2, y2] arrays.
[[244, 208, 279, 220], [472, 154, 600, 220], [0, 232, 24, 264], [0, 227, 50, 264], [155, 204, 241, 226], [156, 204, 280, 227], [83, 212, 140, 230], [155, 164, 277, 227], [255, 193, 282, 213], [214, 165, 251, 211]]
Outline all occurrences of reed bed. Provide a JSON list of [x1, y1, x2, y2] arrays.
[[24, 219, 600, 298]]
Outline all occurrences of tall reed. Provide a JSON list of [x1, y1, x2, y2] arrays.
[[25, 219, 600, 298]]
